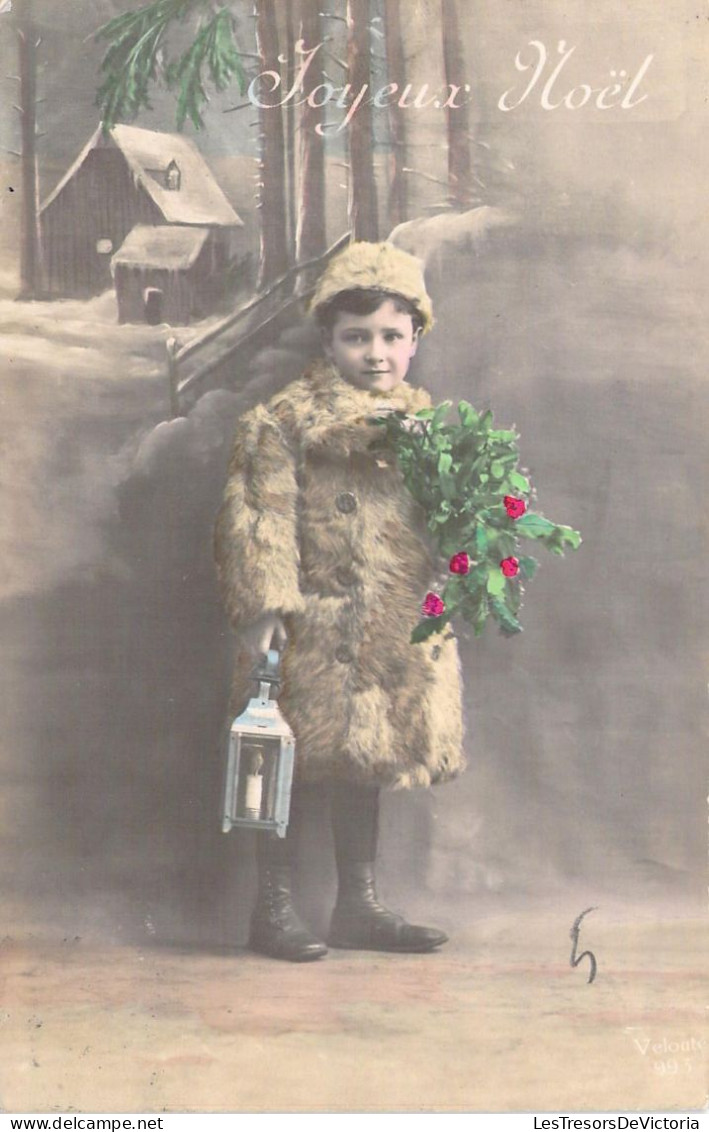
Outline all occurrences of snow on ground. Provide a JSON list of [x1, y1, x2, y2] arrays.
[[0, 289, 228, 380]]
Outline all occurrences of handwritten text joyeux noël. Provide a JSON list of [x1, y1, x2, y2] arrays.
[[245, 39, 654, 127]]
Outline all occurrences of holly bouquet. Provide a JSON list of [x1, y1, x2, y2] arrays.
[[372, 401, 582, 644]]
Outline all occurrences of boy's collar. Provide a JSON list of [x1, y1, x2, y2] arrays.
[[293, 359, 428, 454], [305, 358, 419, 411]]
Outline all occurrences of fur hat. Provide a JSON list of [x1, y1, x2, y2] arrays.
[[309, 241, 434, 333]]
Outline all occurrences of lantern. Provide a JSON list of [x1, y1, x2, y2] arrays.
[[222, 649, 295, 838]]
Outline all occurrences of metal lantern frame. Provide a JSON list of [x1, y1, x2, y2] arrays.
[[222, 649, 295, 838]]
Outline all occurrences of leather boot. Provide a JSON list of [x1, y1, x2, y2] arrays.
[[328, 861, 448, 953], [249, 863, 328, 962]]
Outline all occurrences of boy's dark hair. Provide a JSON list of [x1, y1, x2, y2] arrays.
[[315, 287, 424, 336]]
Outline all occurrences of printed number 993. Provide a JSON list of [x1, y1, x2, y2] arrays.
[[653, 1059, 693, 1075]]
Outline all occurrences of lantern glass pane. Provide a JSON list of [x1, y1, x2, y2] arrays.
[[235, 736, 281, 823]]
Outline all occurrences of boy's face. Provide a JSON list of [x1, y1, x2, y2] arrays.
[[323, 299, 421, 394]]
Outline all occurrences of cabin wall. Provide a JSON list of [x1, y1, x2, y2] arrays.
[[114, 248, 212, 325], [42, 148, 161, 298]]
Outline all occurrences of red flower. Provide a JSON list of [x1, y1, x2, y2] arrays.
[[422, 592, 445, 617], [504, 495, 527, 519], [500, 556, 520, 578], [449, 551, 471, 575]]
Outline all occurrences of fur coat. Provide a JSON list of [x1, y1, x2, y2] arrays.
[[214, 359, 465, 790]]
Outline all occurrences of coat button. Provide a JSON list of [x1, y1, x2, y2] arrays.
[[335, 644, 354, 664], [335, 566, 356, 586], [335, 491, 357, 514]]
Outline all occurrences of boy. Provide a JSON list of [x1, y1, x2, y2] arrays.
[[214, 242, 465, 962]]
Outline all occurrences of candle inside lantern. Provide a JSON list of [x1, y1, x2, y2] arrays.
[[243, 744, 265, 819]]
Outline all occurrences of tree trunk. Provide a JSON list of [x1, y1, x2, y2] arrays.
[[284, 0, 297, 260], [346, 0, 378, 241], [383, 0, 407, 230], [255, 0, 289, 288], [392, 0, 447, 217], [441, 0, 473, 209], [15, 0, 42, 299], [295, 0, 326, 264]]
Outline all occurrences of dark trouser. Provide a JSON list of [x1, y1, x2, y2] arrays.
[[257, 782, 380, 866]]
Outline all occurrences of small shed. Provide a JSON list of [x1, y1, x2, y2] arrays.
[[112, 225, 217, 325]]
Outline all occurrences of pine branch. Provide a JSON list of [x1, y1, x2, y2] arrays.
[[94, 0, 246, 131], [95, 0, 198, 128], [167, 8, 247, 129]]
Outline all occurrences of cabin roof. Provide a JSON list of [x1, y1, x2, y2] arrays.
[[112, 225, 212, 270], [41, 124, 243, 228]]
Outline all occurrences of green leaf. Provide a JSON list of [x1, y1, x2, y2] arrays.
[[506, 579, 522, 614], [496, 534, 516, 558], [518, 555, 539, 580], [410, 616, 448, 644], [490, 461, 505, 480], [442, 581, 465, 613], [544, 525, 582, 554], [431, 401, 453, 429], [515, 512, 557, 539], [509, 471, 531, 493], [496, 452, 519, 468], [486, 569, 506, 597], [437, 452, 458, 502], [490, 597, 522, 635], [515, 514, 582, 552], [457, 401, 479, 428], [437, 451, 452, 476], [557, 525, 582, 551], [469, 564, 489, 586]]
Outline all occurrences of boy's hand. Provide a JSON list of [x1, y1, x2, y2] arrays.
[[399, 414, 427, 436], [241, 612, 287, 659]]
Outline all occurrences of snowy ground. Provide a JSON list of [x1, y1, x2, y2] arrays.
[[0, 288, 223, 382]]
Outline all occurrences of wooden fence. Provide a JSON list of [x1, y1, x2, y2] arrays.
[[166, 232, 351, 416]]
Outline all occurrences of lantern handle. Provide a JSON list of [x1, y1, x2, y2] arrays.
[[264, 648, 281, 681], [251, 647, 282, 692]]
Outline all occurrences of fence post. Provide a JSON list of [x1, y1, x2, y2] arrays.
[[166, 337, 180, 420]]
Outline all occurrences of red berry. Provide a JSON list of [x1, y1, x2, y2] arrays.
[[500, 556, 520, 578], [422, 592, 445, 617], [449, 551, 471, 575], [504, 496, 527, 519]]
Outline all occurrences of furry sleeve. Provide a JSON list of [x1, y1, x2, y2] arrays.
[[214, 403, 306, 630]]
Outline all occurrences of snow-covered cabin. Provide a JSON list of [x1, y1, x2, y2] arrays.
[[40, 123, 244, 300], [112, 225, 220, 325]]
